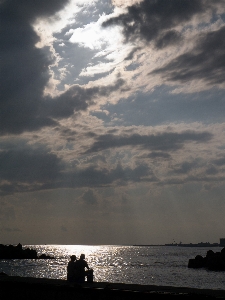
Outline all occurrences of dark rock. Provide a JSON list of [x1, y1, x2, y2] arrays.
[[188, 257, 204, 268], [188, 247, 225, 271], [38, 254, 54, 259], [0, 244, 54, 259], [206, 250, 214, 258]]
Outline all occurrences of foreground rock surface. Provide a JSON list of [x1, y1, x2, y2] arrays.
[[0, 243, 54, 259], [0, 275, 225, 300], [188, 247, 225, 270]]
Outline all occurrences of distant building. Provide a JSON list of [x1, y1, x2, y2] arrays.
[[220, 238, 225, 247]]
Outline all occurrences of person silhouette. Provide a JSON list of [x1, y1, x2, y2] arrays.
[[67, 255, 77, 283], [75, 253, 90, 283]]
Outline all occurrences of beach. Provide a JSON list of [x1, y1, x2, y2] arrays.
[[1, 275, 225, 300]]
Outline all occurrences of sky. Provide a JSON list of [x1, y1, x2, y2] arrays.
[[1, 0, 225, 245]]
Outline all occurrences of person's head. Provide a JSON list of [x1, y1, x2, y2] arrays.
[[70, 255, 76, 261], [80, 254, 85, 260]]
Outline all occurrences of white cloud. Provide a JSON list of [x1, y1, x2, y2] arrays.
[[69, 11, 124, 50]]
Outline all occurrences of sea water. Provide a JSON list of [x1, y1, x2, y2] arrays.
[[0, 245, 225, 290]]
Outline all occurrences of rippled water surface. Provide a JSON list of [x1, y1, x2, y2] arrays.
[[1, 245, 225, 290]]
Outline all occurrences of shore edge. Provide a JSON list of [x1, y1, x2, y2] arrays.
[[1, 275, 225, 299]]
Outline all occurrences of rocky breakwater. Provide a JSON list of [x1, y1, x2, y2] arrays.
[[0, 243, 54, 259], [188, 247, 225, 270]]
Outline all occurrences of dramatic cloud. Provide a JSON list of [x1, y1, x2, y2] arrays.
[[85, 131, 213, 153], [0, 146, 63, 195], [1, 0, 225, 245], [0, 0, 125, 135], [172, 159, 202, 174], [151, 26, 225, 85], [146, 152, 171, 159], [0, 148, 62, 182], [0, 143, 154, 195], [212, 156, 225, 166], [40, 78, 125, 120], [0, 0, 69, 134], [103, 0, 224, 45]]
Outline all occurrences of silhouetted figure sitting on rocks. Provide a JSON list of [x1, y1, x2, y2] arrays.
[[67, 255, 77, 283], [75, 254, 91, 283]]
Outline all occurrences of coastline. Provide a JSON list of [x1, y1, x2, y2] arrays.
[[1, 275, 225, 299]]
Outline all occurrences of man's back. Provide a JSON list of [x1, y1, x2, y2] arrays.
[[75, 259, 88, 274]]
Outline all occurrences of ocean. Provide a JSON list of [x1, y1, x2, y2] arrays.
[[0, 245, 225, 290]]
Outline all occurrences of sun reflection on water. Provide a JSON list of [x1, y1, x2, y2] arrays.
[[1, 245, 225, 289]]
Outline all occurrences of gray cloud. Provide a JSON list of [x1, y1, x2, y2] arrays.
[[206, 165, 219, 175], [82, 189, 98, 205], [172, 160, 202, 174], [154, 30, 182, 49], [0, 144, 155, 195], [124, 47, 141, 60], [0, 147, 62, 184], [151, 26, 225, 85], [41, 78, 125, 120], [0, 202, 15, 220], [212, 156, 225, 166], [85, 131, 213, 153], [1, 227, 22, 232], [0, 0, 125, 136], [0, 0, 69, 135], [168, 156, 225, 178], [58, 162, 154, 189], [147, 152, 171, 159], [1, 0, 70, 22], [102, 0, 222, 46], [160, 174, 225, 186]]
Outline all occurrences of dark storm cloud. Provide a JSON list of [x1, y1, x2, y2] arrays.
[[103, 0, 222, 47], [172, 160, 201, 174], [0, 145, 63, 195], [154, 30, 181, 49], [1, 0, 70, 21], [0, 146, 154, 195], [35, 162, 156, 194], [0, 0, 125, 136], [151, 26, 225, 85], [0, 148, 62, 183], [60, 162, 153, 188], [159, 174, 225, 186], [212, 156, 225, 166], [186, 175, 225, 184], [147, 152, 171, 159], [40, 78, 125, 120], [0, 0, 69, 135], [85, 131, 213, 154], [206, 165, 219, 175]]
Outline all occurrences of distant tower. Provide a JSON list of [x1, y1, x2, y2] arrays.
[[220, 238, 225, 246]]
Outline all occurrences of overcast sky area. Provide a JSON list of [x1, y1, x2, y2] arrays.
[[1, 0, 225, 245]]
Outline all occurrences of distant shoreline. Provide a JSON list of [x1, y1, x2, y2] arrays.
[[134, 244, 223, 247]]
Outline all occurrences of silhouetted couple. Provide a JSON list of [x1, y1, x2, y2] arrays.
[[67, 254, 92, 283]]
